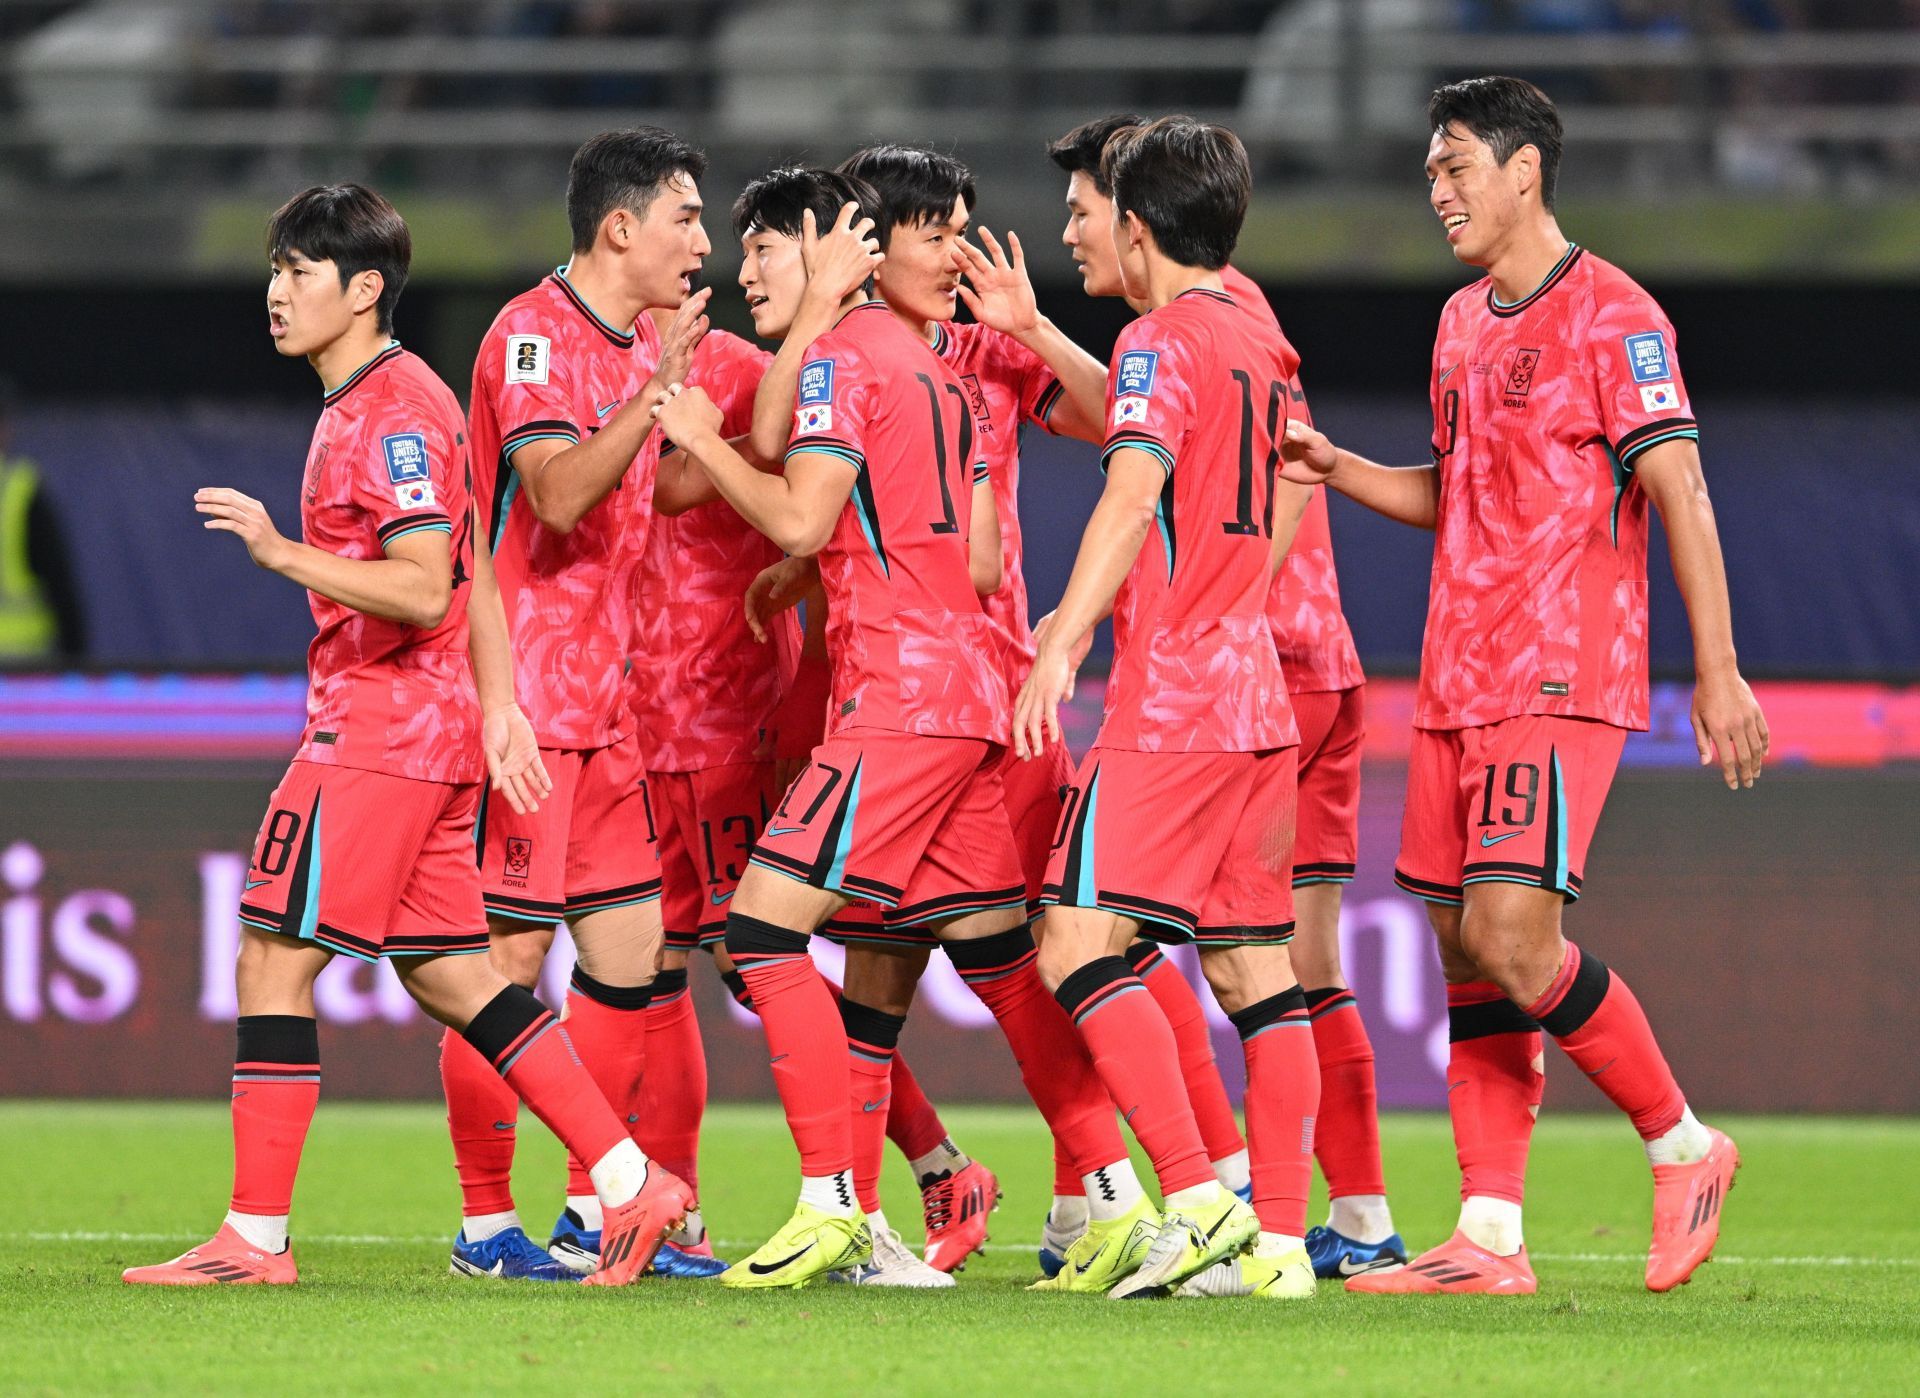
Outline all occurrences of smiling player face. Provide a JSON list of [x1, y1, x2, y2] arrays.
[[873, 194, 967, 328], [1425, 124, 1532, 271], [1061, 170, 1126, 299], [267, 249, 370, 359], [737, 226, 807, 341]]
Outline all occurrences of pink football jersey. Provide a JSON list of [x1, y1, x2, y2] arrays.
[[631, 329, 800, 771], [295, 343, 482, 784], [1420, 246, 1698, 732], [1097, 288, 1298, 754], [928, 318, 1064, 684], [784, 300, 1008, 742], [469, 269, 662, 749], [1220, 265, 1363, 695]]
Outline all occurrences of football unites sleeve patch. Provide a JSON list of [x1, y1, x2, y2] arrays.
[[382, 432, 435, 508], [795, 357, 835, 435], [1593, 299, 1698, 470], [1101, 326, 1187, 474]]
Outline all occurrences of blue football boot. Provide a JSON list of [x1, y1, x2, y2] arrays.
[[549, 1207, 728, 1278], [1037, 1207, 1084, 1279], [449, 1225, 578, 1282], [1304, 1224, 1408, 1280]]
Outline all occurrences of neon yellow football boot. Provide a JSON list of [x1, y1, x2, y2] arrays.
[[1109, 1186, 1259, 1300], [1027, 1197, 1159, 1294], [720, 1204, 871, 1290], [1177, 1244, 1317, 1299]]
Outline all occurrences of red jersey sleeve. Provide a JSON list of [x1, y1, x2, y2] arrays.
[[349, 401, 458, 552], [707, 335, 774, 439], [784, 337, 872, 473], [988, 333, 1065, 432], [487, 305, 584, 464], [1588, 290, 1698, 471], [1100, 318, 1195, 475]]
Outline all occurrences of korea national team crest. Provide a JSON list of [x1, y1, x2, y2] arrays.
[[503, 837, 533, 886], [1116, 350, 1158, 398], [1624, 331, 1671, 384]]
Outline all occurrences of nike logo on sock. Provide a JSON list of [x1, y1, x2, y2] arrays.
[[861, 1097, 889, 1113], [769, 1054, 789, 1064], [748, 1242, 814, 1275], [492, 1121, 515, 1131], [1480, 830, 1524, 847], [627, 1113, 642, 1124]]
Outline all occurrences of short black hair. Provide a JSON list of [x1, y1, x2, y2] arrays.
[[266, 184, 411, 335], [1427, 76, 1564, 210], [1046, 113, 1143, 197], [835, 145, 974, 251], [566, 126, 708, 252], [1101, 115, 1248, 271], [731, 166, 881, 244]]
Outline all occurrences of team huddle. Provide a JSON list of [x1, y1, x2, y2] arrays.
[[124, 74, 1769, 1300]]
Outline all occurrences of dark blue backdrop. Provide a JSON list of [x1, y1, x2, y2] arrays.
[[15, 394, 1920, 676]]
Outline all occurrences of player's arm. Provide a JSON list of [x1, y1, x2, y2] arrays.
[[968, 474, 1002, 595], [1268, 477, 1315, 575], [747, 205, 883, 463], [1632, 436, 1767, 789], [654, 386, 853, 556], [955, 229, 1108, 444], [514, 289, 711, 534], [1279, 421, 1439, 530], [195, 487, 452, 627], [654, 432, 778, 516], [464, 511, 551, 813], [1012, 447, 1163, 758]]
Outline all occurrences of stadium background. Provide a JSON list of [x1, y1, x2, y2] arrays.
[[0, 0, 1915, 1122]]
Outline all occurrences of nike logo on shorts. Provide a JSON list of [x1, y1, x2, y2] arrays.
[[244, 878, 271, 890], [710, 889, 735, 906], [1480, 830, 1524, 848], [764, 825, 806, 839]]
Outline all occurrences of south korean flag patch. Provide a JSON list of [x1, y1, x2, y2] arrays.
[[394, 479, 436, 509], [1112, 395, 1150, 427], [1640, 382, 1681, 412], [795, 358, 835, 435], [796, 403, 833, 435]]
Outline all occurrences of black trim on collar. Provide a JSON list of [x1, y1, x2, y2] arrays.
[[1175, 286, 1237, 306], [547, 270, 636, 348], [322, 342, 404, 407], [1487, 245, 1583, 318]]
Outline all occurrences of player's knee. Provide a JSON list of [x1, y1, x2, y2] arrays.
[[488, 925, 552, 988], [1457, 917, 1562, 1003], [234, 925, 325, 1011]]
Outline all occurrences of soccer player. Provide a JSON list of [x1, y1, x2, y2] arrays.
[[1281, 77, 1762, 1295], [121, 184, 689, 1288], [436, 127, 716, 1281], [1046, 113, 1405, 1278], [651, 166, 1134, 1291], [630, 306, 994, 1281], [1016, 117, 1322, 1302]]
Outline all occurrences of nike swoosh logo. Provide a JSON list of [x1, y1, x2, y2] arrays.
[[492, 1121, 516, 1131], [764, 825, 806, 839], [1439, 364, 1458, 385], [861, 1098, 889, 1113], [1123, 1106, 1140, 1124], [244, 878, 271, 890], [769, 1054, 789, 1064], [747, 1242, 814, 1275], [627, 1113, 642, 1123], [710, 889, 735, 906], [1338, 1255, 1395, 1277], [1480, 830, 1524, 847], [597, 400, 619, 418]]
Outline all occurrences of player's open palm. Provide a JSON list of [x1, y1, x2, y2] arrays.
[[1692, 670, 1768, 790], [956, 228, 1039, 337], [1279, 421, 1338, 486], [650, 382, 723, 449], [196, 487, 289, 571], [744, 555, 818, 643], [482, 702, 551, 815], [654, 286, 712, 392], [800, 203, 883, 304]]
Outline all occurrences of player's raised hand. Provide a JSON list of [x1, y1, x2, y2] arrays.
[[482, 701, 552, 815], [956, 228, 1040, 337], [800, 203, 883, 304], [650, 382, 723, 448], [1691, 669, 1768, 790], [196, 487, 290, 571], [654, 285, 711, 392], [743, 555, 819, 643], [1013, 642, 1075, 761], [1278, 421, 1339, 485]]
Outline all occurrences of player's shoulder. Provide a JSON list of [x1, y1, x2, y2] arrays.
[[484, 275, 568, 341], [696, 326, 773, 378], [1574, 250, 1672, 329], [1440, 275, 1492, 326]]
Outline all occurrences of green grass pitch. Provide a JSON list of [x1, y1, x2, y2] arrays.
[[2, 1103, 1915, 1394]]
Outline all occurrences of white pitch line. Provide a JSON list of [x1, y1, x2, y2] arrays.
[[12, 1231, 1919, 1268]]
